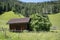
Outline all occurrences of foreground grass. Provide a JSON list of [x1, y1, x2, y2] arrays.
[[0, 31, 60, 40]]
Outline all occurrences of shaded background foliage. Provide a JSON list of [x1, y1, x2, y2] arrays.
[[0, 0, 60, 16]]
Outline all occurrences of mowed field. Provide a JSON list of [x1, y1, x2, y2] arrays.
[[0, 11, 60, 40]]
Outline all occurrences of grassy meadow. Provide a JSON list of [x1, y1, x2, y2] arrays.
[[48, 13, 60, 30], [0, 31, 60, 40], [0, 11, 60, 40]]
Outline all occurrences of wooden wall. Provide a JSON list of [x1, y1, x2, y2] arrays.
[[9, 23, 28, 31]]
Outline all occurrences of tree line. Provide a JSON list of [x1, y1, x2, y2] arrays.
[[0, 0, 60, 16]]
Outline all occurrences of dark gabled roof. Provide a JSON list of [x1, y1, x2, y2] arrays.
[[7, 17, 30, 24]]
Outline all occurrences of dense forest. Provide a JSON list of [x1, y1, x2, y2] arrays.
[[0, 0, 60, 17]]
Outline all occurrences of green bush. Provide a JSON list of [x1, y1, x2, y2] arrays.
[[30, 13, 52, 31]]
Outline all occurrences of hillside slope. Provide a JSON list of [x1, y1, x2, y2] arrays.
[[48, 13, 60, 29], [0, 11, 24, 20]]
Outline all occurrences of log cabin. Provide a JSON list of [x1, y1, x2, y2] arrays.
[[7, 17, 30, 32]]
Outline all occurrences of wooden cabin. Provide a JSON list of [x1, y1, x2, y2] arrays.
[[7, 17, 30, 32]]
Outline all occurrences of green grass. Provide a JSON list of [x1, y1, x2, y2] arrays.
[[0, 11, 24, 20], [0, 11, 60, 40], [0, 31, 60, 40], [48, 13, 60, 29]]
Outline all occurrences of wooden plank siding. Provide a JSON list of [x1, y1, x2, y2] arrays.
[[9, 23, 28, 32]]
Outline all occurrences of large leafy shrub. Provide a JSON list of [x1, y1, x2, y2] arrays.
[[30, 13, 52, 31]]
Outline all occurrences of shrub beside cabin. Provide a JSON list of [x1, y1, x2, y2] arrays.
[[7, 18, 30, 32]]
